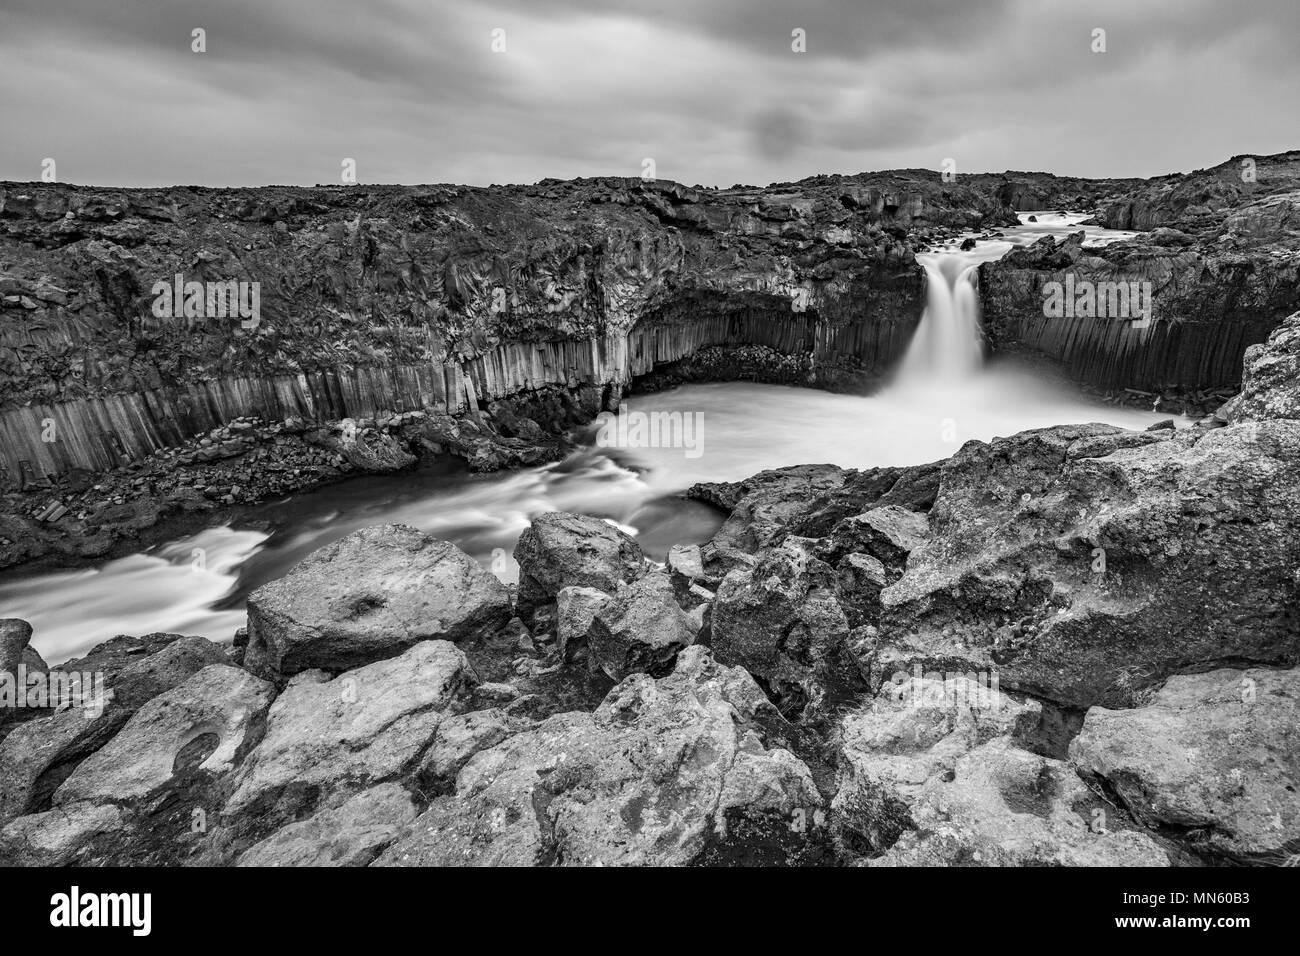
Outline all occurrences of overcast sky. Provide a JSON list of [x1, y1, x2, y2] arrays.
[[1, 0, 1296, 188]]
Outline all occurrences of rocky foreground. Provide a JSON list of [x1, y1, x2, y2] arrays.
[[0, 307, 1296, 867]]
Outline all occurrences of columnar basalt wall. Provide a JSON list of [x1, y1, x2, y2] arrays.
[[2, 172, 966, 488], [980, 228, 1300, 395], [0, 335, 639, 482]]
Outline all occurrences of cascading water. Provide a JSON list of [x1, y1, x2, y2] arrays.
[[894, 254, 985, 383]]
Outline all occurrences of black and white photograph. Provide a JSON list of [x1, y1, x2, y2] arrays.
[[0, 0, 1295, 921]]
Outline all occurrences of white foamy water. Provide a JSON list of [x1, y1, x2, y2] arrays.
[[0, 212, 1172, 664]]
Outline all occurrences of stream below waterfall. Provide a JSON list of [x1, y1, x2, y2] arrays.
[[0, 213, 1171, 664]]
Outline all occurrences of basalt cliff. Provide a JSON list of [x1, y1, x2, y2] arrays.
[[2, 152, 1298, 570]]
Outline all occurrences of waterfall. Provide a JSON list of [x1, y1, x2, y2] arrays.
[[894, 253, 985, 382]]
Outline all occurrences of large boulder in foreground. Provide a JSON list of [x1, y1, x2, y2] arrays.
[[870, 418, 1300, 708], [834, 674, 1041, 853], [53, 664, 275, 806], [513, 512, 645, 624], [244, 524, 511, 680], [0, 635, 228, 825], [869, 739, 1171, 867], [224, 640, 474, 825], [375, 646, 821, 867], [1070, 666, 1300, 861]]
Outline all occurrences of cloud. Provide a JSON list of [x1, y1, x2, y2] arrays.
[[0, 0, 1296, 187]]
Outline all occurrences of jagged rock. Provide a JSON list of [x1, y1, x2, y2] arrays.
[[1070, 666, 1300, 861], [52, 664, 275, 806], [869, 739, 1170, 867], [587, 571, 695, 681], [224, 641, 474, 821], [872, 420, 1300, 708], [244, 524, 512, 680], [554, 585, 610, 661], [513, 512, 645, 623], [374, 646, 820, 867], [0, 635, 228, 824], [711, 539, 858, 717], [236, 783, 418, 867]]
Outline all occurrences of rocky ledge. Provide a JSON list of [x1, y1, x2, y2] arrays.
[[1, 305, 1296, 867]]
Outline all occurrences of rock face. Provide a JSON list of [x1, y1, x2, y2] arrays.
[[224, 640, 474, 822], [244, 524, 512, 680], [513, 512, 646, 624], [375, 647, 820, 866], [1070, 666, 1299, 861]]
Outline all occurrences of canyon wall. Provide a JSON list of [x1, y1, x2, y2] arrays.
[[0, 173, 1009, 487], [3, 152, 1299, 487], [981, 151, 1300, 397]]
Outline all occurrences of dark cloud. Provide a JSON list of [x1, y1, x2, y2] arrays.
[[0, 0, 1296, 187]]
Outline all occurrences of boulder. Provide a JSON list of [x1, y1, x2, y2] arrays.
[[513, 512, 645, 622], [244, 524, 511, 680], [833, 674, 1041, 852], [0, 618, 33, 679], [0, 635, 228, 824], [1070, 666, 1300, 861], [1228, 309, 1300, 424], [224, 640, 474, 821], [819, 506, 929, 566], [415, 708, 531, 793], [374, 646, 820, 867], [711, 539, 857, 717], [587, 571, 694, 681], [872, 420, 1300, 708], [53, 664, 275, 806], [869, 739, 1171, 867]]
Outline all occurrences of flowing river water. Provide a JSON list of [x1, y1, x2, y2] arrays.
[[0, 213, 1169, 664]]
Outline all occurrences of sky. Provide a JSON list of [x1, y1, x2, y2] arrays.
[[1, 0, 1296, 188]]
